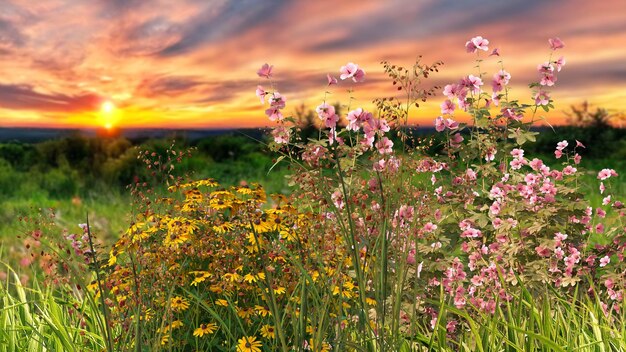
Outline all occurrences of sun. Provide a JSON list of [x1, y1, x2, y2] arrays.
[[101, 101, 115, 114]]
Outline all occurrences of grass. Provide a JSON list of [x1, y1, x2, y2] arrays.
[[0, 264, 107, 352]]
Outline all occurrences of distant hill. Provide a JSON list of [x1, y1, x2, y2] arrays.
[[0, 127, 268, 143]]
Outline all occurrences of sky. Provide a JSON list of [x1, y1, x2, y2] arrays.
[[0, 0, 625, 129]]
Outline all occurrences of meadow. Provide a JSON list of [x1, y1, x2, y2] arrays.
[[1, 36, 626, 351]]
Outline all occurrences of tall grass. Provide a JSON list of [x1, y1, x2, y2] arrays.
[[0, 264, 107, 352]]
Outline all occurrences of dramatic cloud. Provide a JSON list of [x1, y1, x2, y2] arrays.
[[0, 83, 102, 112], [0, 0, 624, 128]]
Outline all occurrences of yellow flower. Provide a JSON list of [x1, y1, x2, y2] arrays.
[[236, 336, 262, 352], [237, 307, 254, 319], [170, 320, 184, 329], [251, 218, 273, 233], [254, 305, 271, 317], [309, 339, 331, 352], [215, 299, 229, 307], [160, 334, 170, 346], [236, 185, 255, 195], [366, 297, 377, 306], [209, 198, 232, 210], [213, 222, 235, 234], [189, 271, 212, 286], [260, 324, 276, 339], [170, 296, 189, 312], [272, 286, 286, 295], [223, 272, 241, 283], [193, 322, 218, 337], [243, 272, 266, 283]]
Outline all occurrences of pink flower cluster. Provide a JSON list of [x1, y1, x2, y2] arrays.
[[534, 38, 566, 106]]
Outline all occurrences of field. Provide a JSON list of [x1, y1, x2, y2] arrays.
[[2, 25, 626, 351], [1, 122, 626, 351]]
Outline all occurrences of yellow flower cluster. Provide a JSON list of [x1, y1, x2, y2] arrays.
[[101, 179, 360, 350]]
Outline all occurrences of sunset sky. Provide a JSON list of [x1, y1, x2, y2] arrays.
[[1, 0, 625, 129]]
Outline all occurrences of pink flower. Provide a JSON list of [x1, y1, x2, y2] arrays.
[[435, 116, 446, 132], [556, 140, 568, 151], [494, 70, 511, 85], [269, 92, 286, 108], [265, 106, 283, 121], [331, 190, 344, 210], [339, 62, 365, 82], [440, 99, 456, 114], [575, 140, 585, 148], [597, 168, 618, 180], [327, 73, 338, 86], [375, 137, 394, 154], [489, 48, 500, 56], [465, 75, 483, 94], [540, 73, 557, 86], [502, 108, 523, 121], [548, 37, 565, 50], [492, 79, 503, 93], [373, 158, 386, 172], [257, 63, 273, 78], [255, 85, 266, 103], [574, 153, 581, 164], [346, 108, 363, 131], [534, 90, 550, 106], [450, 133, 464, 148], [423, 222, 437, 233], [555, 56, 566, 72], [511, 148, 524, 158], [465, 36, 489, 53], [316, 102, 334, 118], [271, 126, 290, 144], [443, 84, 460, 99], [563, 165, 577, 175], [446, 118, 459, 130], [537, 62, 555, 74], [554, 150, 563, 159], [599, 256, 610, 267]]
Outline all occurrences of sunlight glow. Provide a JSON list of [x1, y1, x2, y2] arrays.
[[101, 101, 115, 114]]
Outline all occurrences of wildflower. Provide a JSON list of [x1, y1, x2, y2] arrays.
[[255, 86, 266, 103], [257, 63, 273, 78], [215, 299, 229, 307], [465, 75, 483, 94], [489, 48, 500, 56], [189, 271, 212, 286], [265, 106, 283, 121], [440, 99, 455, 114], [237, 307, 255, 319], [597, 168, 618, 180], [254, 305, 271, 317], [327, 73, 338, 86], [465, 36, 489, 53], [555, 56, 566, 72], [435, 116, 446, 132], [331, 190, 344, 210], [271, 126, 291, 144], [599, 256, 610, 267], [237, 336, 262, 352], [193, 323, 218, 337], [548, 37, 565, 50], [534, 90, 550, 106], [339, 62, 365, 82], [260, 325, 276, 339], [170, 296, 189, 312], [375, 137, 393, 154]]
